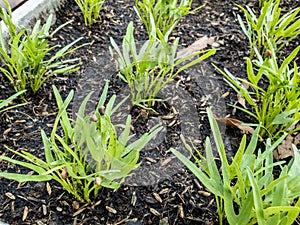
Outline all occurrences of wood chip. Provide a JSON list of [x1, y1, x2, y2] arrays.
[[211, 21, 220, 26], [5, 192, 15, 200], [178, 205, 184, 218], [15, 120, 26, 123], [145, 157, 157, 163], [199, 190, 211, 197], [42, 204, 47, 215], [161, 115, 174, 120], [159, 188, 169, 195], [153, 192, 162, 203], [92, 200, 102, 208], [212, 42, 220, 48], [161, 158, 172, 166], [105, 13, 114, 19], [3, 127, 12, 135], [72, 207, 86, 217], [46, 182, 52, 195], [106, 206, 117, 214], [171, 106, 178, 115], [22, 206, 29, 221], [150, 208, 160, 216], [11, 201, 15, 213], [222, 91, 229, 98], [167, 120, 176, 127], [131, 191, 137, 206], [193, 179, 202, 190]]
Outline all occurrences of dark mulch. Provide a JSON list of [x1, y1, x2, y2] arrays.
[[0, 0, 299, 224]]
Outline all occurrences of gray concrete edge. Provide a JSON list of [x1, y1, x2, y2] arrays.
[[1, 0, 66, 39]]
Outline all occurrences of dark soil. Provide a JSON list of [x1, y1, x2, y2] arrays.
[[0, 0, 299, 224]]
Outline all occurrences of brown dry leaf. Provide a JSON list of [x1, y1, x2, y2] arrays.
[[105, 13, 114, 19], [61, 167, 68, 179], [295, 133, 300, 146], [274, 135, 295, 160], [242, 81, 250, 89], [177, 36, 215, 59], [274, 123, 299, 160], [216, 117, 255, 134], [72, 201, 80, 210], [237, 94, 247, 109]]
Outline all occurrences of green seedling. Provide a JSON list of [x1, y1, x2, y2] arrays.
[[0, 81, 162, 202], [74, 0, 105, 27], [214, 45, 300, 141], [237, 0, 300, 58], [134, 0, 202, 39], [172, 107, 300, 225], [110, 21, 216, 109], [0, 0, 84, 95], [0, 90, 27, 113]]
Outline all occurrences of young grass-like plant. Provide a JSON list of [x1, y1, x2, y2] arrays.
[[0, 90, 27, 113], [214, 45, 300, 140], [0, 0, 84, 95], [134, 0, 202, 39], [258, 0, 264, 7], [237, 0, 300, 58], [110, 22, 216, 109], [74, 0, 105, 27], [0, 81, 162, 202], [171, 107, 300, 225]]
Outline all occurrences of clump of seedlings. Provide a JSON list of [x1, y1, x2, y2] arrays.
[[0, 81, 162, 202], [74, 0, 105, 27], [172, 108, 300, 225], [0, 0, 84, 95], [110, 21, 215, 109]]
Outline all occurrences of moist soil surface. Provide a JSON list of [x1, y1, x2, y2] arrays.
[[0, 0, 299, 224]]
